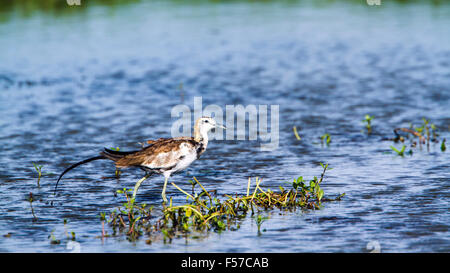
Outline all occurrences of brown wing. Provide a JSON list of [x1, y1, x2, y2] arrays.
[[146, 136, 192, 145], [115, 137, 196, 168]]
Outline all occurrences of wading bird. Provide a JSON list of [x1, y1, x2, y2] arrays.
[[54, 117, 226, 202]]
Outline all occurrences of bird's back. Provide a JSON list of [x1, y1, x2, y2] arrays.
[[111, 137, 199, 171]]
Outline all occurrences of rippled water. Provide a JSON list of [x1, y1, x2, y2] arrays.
[[0, 0, 449, 252]]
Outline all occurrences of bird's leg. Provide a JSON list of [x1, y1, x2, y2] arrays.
[[161, 177, 169, 203], [132, 173, 151, 199]]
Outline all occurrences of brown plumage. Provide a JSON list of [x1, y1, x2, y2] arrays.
[[109, 138, 196, 168], [54, 117, 225, 202]]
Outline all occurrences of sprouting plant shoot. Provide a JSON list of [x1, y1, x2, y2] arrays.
[[363, 115, 374, 134], [32, 163, 43, 187], [188, 179, 197, 194], [255, 214, 269, 235], [413, 118, 438, 150], [48, 229, 60, 245], [100, 212, 107, 238], [63, 219, 76, 240], [32, 163, 54, 187], [390, 145, 406, 157]]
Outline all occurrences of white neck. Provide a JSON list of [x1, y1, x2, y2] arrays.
[[194, 124, 209, 147]]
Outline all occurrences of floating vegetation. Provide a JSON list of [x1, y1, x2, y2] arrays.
[[363, 114, 374, 135], [101, 163, 344, 243]]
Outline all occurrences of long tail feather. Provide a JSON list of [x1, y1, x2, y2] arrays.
[[101, 148, 139, 158], [54, 155, 106, 195]]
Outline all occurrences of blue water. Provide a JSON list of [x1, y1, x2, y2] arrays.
[[0, 0, 449, 252]]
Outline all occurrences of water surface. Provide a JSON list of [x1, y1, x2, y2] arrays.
[[0, 0, 449, 252]]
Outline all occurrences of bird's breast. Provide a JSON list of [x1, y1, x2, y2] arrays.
[[172, 152, 197, 172]]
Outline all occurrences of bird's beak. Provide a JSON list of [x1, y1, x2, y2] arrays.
[[217, 124, 226, 130]]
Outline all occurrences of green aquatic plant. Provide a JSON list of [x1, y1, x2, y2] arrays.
[[48, 230, 60, 245], [390, 145, 406, 157], [414, 118, 439, 150], [320, 133, 331, 146], [100, 212, 107, 239], [32, 163, 54, 187], [32, 163, 43, 187], [188, 179, 197, 194], [107, 188, 154, 241], [391, 118, 444, 153], [421, 118, 431, 150], [292, 176, 305, 190], [255, 214, 269, 236], [363, 115, 374, 134], [102, 163, 342, 244], [63, 219, 76, 240]]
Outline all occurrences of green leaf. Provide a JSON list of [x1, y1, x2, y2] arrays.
[[317, 189, 324, 201], [186, 208, 192, 217]]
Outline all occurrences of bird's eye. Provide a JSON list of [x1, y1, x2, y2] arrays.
[[205, 120, 209, 123]]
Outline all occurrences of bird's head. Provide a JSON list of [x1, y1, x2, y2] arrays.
[[196, 116, 226, 133]]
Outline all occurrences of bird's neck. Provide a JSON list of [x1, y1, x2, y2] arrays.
[[194, 126, 209, 147]]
